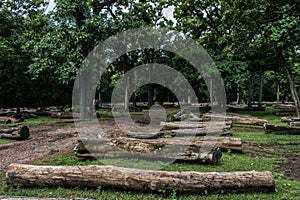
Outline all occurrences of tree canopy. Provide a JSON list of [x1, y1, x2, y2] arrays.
[[0, 0, 299, 115]]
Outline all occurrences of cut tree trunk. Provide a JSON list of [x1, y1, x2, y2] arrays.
[[264, 123, 300, 135], [289, 122, 300, 127], [171, 128, 231, 136], [74, 136, 242, 163], [281, 117, 300, 123], [202, 113, 268, 126], [0, 126, 29, 140], [74, 139, 223, 164], [160, 121, 232, 130], [0, 119, 11, 124], [6, 164, 275, 194], [51, 112, 79, 119]]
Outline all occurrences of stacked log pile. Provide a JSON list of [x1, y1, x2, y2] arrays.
[[0, 126, 30, 140], [273, 104, 295, 116], [74, 111, 248, 164]]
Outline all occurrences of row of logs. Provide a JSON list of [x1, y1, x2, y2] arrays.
[[0, 126, 30, 140]]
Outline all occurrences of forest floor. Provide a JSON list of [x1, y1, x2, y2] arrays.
[[0, 112, 299, 182], [0, 110, 299, 200]]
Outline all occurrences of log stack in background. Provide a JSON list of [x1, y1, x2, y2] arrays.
[[0, 126, 30, 140]]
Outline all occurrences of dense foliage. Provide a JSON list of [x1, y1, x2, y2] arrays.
[[0, 0, 299, 113]]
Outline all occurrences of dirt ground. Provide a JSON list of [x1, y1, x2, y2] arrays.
[[0, 115, 299, 182]]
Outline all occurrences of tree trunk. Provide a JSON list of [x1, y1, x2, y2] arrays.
[[6, 164, 275, 194], [258, 73, 264, 108], [148, 84, 154, 108], [0, 126, 29, 140], [275, 48, 300, 117], [276, 84, 280, 104], [236, 83, 240, 104], [247, 74, 252, 107]]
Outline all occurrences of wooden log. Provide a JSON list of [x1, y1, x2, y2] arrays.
[[202, 113, 268, 126], [51, 112, 79, 119], [0, 119, 11, 124], [0, 126, 30, 140], [264, 123, 300, 135], [160, 121, 231, 130], [281, 117, 300, 123], [273, 111, 295, 116], [289, 122, 300, 127], [6, 164, 275, 194], [74, 139, 223, 164], [171, 128, 231, 136]]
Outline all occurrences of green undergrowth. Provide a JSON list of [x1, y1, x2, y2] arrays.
[[0, 138, 14, 145], [1, 107, 300, 199], [1, 148, 300, 199]]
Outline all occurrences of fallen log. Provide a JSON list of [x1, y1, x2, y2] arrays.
[[74, 136, 242, 163], [6, 164, 275, 194], [171, 128, 231, 136], [264, 124, 300, 135], [0, 126, 29, 140], [289, 122, 300, 127], [281, 117, 300, 123], [160, 121, 232, 130], [202, 113, 268, 126], [273, 111, 295, 116], [50, 112, 79, 119], [74, 139, 223, 164], [111, 137, 242, 153], [0, 119, 11, 124]]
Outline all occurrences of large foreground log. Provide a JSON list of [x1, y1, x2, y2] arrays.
[[6, 164, 275, 194], [264, 124, 300, 135], [0, 126, 29, 140]]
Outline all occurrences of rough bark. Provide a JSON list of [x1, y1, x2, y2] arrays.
[[264, 123, 300, 135], [0, 119, 12, 124], [258, 73, 264, 108], [0, 126, 29, 140], [281, 117, 300, 123], [74, 136, 242, 163], [74, 138, 224, 164], [275, 48, 300, 117], [202, 113, 268, 126], [160, 121, 232, 130], [171, 128, 231, 136], [6, 164, 275, 194]]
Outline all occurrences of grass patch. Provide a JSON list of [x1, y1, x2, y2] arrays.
[[0, 116, 60, 127], [0, 139, 14, 145], [1, 107, 300, 199], [1, 151, 300, 199]]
